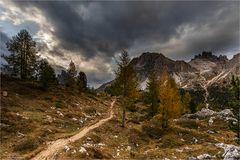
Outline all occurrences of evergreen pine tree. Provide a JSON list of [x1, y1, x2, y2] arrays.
[[145, 71, 160, 117], [2, 29, 38, 79], [114, 50, 139, 127], [181, 92, 192, 114], [230, 75, 240, 142], [39, 60, 56, 90], [77, 71, 87, 92], [65, 61, 77, 88]]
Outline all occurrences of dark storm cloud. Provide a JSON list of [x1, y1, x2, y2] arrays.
[[0, 32, 11, 65], [0, 31, 10, 55], [13, 1, 240, 60]]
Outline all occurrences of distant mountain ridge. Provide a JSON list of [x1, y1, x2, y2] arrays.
[[98, 51, 240, 91]]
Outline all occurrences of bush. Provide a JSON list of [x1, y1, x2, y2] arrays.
[[14, 138, 38, 152], [142, 115, 164, 138], [55, 100, 62, 108], [128, 129, 149, 146], [160, 136, 184, 148], [127, 104, 138, 112], [90, 133, 102, 143], [196, 102, 205, 111], [176, 119, 199, 129], [83, 107, 96, 115], [87, 147, 112, 159]]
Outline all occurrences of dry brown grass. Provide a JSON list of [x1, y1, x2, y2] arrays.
[[0, 78, 111, 159], [57, 100, 238, 159]]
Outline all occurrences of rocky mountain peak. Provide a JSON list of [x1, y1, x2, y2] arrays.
[[193, 51, 228, 62], [129, 52, 196, 82], [98, 52, 239, 91]]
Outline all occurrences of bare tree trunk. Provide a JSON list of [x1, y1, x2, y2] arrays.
[[238, 107, 240, 140], [122, 108, 126, 127]]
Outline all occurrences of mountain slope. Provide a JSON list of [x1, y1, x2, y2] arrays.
[[98, 52, 239, 91]]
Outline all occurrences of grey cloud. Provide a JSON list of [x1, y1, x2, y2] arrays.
[[3, 1, 240, 86], [0, 32, 10, 55], [13, 1, 239, 60]]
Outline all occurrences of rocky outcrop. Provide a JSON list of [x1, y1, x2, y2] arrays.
[[129, 52, 196, 82]]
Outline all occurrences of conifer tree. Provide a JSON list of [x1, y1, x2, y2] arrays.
[[2, 29, 38, 79], [77, 71, 87, 92], [39, 60, 56, 90], [230, 75, 240, 142], [65, 61, 77, 88], [115, 50, 139, 127], [159, 70, 182, 128], [145, 71, 160, 117], [181, 92, 192, 114]]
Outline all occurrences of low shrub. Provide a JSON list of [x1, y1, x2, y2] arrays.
[[142, 115, 165, 138], [14, 138, 38, 152], [55, 100, 62, 108], [160, 136, 185, 148], [176, 119, 199, 129], [83, 107, 96, 115]]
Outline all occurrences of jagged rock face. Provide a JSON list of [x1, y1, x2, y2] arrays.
[[187, 52, 240, 87], [129, 52, 196, 82], [98, 52, 239, 91]]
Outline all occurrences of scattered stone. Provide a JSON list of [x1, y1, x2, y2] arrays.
[[0, 123, 10, 127], [195, 108, 216, 118], [175, 149, 183, 152], [57, 111, 64, 117], [192, 137, 198, 143], [79, 147, 87, 154], [87, 137, 91, 141], [208, 117, 215, 126], [17, 132, 25, 137], [46, 115, 53, 123], [218, 109, 234, 118], [79, 119, 84, 123], [207, 130, 215, 134], [96, 112, 102, 116], [184, 146, 192, 150], [64, 145, 70, 152], [98, 143, 106, 147], [2, 91, 8, 97], [114, 135, 118, 138], [197, 153, 212, 160], [72, 118, 77, 121], [183, 108, 236, 123], [216, 143, 240, 160], [126, 146, 131, 151], [188, 156, 197, 160], [71, 149, 76, 154], [83, 142, 92, 147]]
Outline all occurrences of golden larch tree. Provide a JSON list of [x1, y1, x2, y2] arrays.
[[159, 69, 182, 128]]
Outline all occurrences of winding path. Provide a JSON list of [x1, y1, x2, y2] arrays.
[[32, 99, 116, 160]]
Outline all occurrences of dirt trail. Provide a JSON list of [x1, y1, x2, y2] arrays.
[[32, 99, 116, 160]]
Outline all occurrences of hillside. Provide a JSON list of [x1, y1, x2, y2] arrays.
[[49, 101, 239, 159], [0, 76, 113, 159], [1, 75, 239, 159]]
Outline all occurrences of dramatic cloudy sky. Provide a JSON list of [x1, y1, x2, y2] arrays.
[[0, 1, 239, 87]]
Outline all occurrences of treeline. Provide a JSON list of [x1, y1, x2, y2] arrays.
[[1, 29, 87, 92]]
